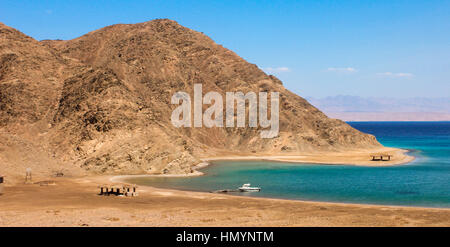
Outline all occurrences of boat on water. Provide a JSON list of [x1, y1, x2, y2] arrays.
[[238, 183, 261, 192]]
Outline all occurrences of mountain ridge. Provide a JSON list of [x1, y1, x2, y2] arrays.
[[0, 19, 381, 179]]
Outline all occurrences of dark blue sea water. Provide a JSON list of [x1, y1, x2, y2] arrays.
[[126, 122, 450, 208]]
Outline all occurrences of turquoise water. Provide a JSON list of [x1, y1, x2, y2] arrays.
[[126, 122, 450, 208]]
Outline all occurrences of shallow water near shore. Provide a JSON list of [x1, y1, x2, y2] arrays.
[[125, 122, 450, 208]]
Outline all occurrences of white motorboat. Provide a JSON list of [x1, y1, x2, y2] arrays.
[[238, 183, 261, 192]]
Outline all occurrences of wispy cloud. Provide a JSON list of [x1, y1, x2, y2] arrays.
[[263, 67, 290, 73], [326, 67, 357, 73], [377, 72, 414, 78], [45, 9, 53, 15]]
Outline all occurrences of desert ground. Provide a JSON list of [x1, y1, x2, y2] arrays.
[[1, 149, 449, 227], [1, 176, 449, 227]]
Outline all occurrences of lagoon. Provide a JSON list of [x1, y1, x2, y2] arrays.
[[125, 122, 450, 208]]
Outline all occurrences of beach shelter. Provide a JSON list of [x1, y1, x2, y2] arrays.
[[0, 176, 4, 195]]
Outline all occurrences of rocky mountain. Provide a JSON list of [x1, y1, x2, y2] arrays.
[[0, 19, 380, 179]]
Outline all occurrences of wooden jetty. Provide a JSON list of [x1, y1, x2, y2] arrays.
[[98, 184, 138, 197], [370, 154, 392, 161]]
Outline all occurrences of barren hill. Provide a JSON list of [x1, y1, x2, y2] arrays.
[[0, 19, 380, 180]]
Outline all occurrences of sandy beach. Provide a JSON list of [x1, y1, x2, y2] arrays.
[[110, 147, 414, 180], [1, 148, 449, 227], [0, 175, 449, 227], [202, 147, 414, 167]]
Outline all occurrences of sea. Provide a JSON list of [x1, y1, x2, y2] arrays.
[[125, 122, 450, 208]]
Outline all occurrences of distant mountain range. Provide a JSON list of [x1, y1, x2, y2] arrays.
[[306, 96, 450, 121]]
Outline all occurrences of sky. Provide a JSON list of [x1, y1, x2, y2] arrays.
[[1, 0, 449, 98]]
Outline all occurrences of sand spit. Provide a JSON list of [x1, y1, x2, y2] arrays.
[[203, 147, 414, 167], [110, 147, 414, 184]]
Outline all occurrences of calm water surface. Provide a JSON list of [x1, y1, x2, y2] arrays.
[[126, 122, 450, 208]]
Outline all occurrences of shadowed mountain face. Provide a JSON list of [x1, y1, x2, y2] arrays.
[[0, 19, 380, 176]]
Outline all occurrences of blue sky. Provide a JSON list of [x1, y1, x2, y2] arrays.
[[2, 0, 449, 98]]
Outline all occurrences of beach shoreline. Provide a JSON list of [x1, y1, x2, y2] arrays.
[[0, 174, 449, 227], [111, 147, 415, 182], [109, 148, 427, 210], [112, 175, 448, 210], [3, 147, 446, 227]]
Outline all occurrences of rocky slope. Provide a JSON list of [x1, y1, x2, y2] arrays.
[[0, 19, 380, 179]]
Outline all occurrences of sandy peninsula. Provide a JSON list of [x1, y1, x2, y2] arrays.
[[202, 147, 414, 167], [111, 147, 414, 181]]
